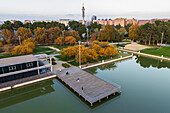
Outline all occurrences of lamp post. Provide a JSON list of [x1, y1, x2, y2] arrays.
[[18, 36, 21, 46], [78, 41, 81, 68], [62, 30, 65, 46], [161, 32, 164, 46]]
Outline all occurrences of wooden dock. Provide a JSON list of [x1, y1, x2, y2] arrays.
[[53, 66, 121, 106]]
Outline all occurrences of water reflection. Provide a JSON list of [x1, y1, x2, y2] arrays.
[[0, 79, 55, 109], [135, 56, 170, 69], [85, 63, 117, 74]]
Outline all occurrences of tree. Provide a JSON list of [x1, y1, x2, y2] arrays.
[[75, 45, 88, 63], [99, 48, 106, 58], [47, 27, 61, 43], [87, 22, 101, 34], [129, 25, 140, 41], [55, 37, 63, 46], [68, 21, 86, 38], [1, 29, 15, 44], [119, 28, 126, 41], [13, 21, 23, 30], [3, 44, 14, 55], [98, 25, 114, 41], [105, 45, 118, 57], [22, 38, 37, 49], [88, 48, 98, 60], [0, 21, 13, 30], [65, 30, 81, 41], [34, 27, 47, 43], [0, 41, 3, 47], [92, 44, 101, 53], [64, 36, 77, 45], [89, 33, 96, 42], [16, 27, 32, 41], [12, 45, 33, 55]]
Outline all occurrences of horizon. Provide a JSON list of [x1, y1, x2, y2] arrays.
[[0, 0, 170, 21]]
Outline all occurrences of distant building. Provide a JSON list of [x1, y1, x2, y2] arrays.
[[38, 20, 56, 23], [98, 19, 114, 26], [0, 54, 52, 83], [57, 19, 70, 26], [10, 20, 16, 24], [137, 18, 170, 25], [91, 16, 97, 23], [24, 20, 37, 24]]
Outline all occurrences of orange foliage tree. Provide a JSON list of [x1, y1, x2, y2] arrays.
[[64, 36, 77, 45], [12, 45, 33, 55], [47, 27, 61, 43], [34, 27, 47, 43], [1, 29, 15, 44], [55, 37, 63, 46], [16, 27, 32, 41]]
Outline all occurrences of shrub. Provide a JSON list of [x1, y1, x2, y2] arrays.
[[62, 63, 71, 68]]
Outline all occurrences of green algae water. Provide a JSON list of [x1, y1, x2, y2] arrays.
[[0, 56, 170, 113]]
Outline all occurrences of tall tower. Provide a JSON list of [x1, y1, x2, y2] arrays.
[[82, 3, 85, 24]]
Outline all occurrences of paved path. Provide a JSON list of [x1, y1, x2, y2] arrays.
[[47, 46, 61, 52], [123, 42, 151, 51]]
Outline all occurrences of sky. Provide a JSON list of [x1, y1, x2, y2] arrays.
[[0, 0, 170, 21]]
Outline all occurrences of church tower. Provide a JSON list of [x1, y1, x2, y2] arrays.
[[82, 4, 85, 24]]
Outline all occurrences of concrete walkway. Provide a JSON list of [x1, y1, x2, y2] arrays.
[[118, 49, 170, 61], [123, 42, 151, 51], [47, 46, 61, 52]]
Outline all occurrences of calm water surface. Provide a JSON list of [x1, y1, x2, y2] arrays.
[[0, 56, 170, 113]]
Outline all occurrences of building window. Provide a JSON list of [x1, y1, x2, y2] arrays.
[[26, 63, 33, 68], [9, 66, 16, 71]]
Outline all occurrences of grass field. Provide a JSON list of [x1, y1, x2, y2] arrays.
[[141, 47, 170, 58]]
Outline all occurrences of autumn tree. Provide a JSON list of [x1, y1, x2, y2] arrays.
[[22, 38, 37, 49], [88, 48, 98, 60], [47, 27, 61, 43], [16, 27, 32, 41], [34, 27, 47, 43], [65, 30, 81, 41], [89, 33, 96, 42], [99, 48, 106, 58], [1, 29, 15, 44], [105, 45, 118, 57], [55, 37, 63, 46], [61, 47, 76, 59], [92, 44, 101, 53], [119, 27, 126, 40], [98, 25, 114, 41], [3, 44, 14, 55], [129, 25, 140, 41], [64, 36, 77, 45], [12, 45, 33, 55]]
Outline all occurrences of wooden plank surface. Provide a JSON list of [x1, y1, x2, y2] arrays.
[[53, 66, 121, 104]]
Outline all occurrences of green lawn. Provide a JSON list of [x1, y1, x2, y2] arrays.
[[141, 47, 170, 58], [33, 47, 53, 54]]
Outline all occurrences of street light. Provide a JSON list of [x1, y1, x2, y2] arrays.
[[78, 41, 81, 68], [161, 32, 164, 46], [18, 36, 21, 46]]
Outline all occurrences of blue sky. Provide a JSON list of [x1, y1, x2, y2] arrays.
[[0, 0, 170, 21]]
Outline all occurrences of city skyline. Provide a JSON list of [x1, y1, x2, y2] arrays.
[[0, 0, 170, 21]]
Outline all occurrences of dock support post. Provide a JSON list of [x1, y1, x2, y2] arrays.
[[107, 96, 108, 99], [99, 100, 101, 103], [91, 103, 93, 106]]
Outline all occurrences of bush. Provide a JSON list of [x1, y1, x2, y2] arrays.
[[62, 63, 71, 68]]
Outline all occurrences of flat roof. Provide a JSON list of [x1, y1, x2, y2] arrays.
[[0, 55, 38, 67]]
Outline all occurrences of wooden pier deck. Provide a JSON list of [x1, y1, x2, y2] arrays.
[[53, 66, 121, 106]]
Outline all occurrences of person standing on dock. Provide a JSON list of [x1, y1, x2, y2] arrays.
[[81, 87, 84, 92]]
